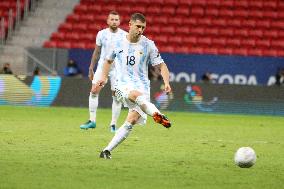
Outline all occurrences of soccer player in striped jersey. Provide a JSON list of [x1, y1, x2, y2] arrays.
[[80, 11, 127, 132], [98, 13, 172, 159]]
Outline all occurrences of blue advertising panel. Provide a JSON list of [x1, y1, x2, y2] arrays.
[[163, 53, 284, 86], [69, 49, 284, 86]]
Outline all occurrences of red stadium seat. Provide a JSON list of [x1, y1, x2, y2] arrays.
[[255, 20, 271, 28], [247, 10, 263, 19], [205, 7, 219, 17], [190, 6, 204, 16], [58, 23, 73, 32], [241, 38, 256, 47], [175, 46, 189, 54], [219, 9, 234, 17], [276, 49, 284, 57], [57, 41, 72, 49], [159, 46, 175, 53], [217, 47, 233, 55], [176, 6, 190, 16], [271, 21, 284, 29], [164, 0, 178, 6], [168, 36, 182, 45], [234, 0, 248, 9], [43, 41, 57, 48], [247, 48, 263, 56], [66, 14, 80, 23], [146, 5, 161, 15], [211, 18, 227, 27], [168, 16, 183, 26], [212, 37, 226, 46], [226, 19, 241, 28], [176, 27, 189, 35], [161, 6, 175, 15], [226, 38, 241, 47], [50, 32, 65, 41], [262, 49, 277, 57], [248, 29, 263, 38], [262, 11, 278, 19], [197, 17, 212, 26], [153, 16, 168, 24], [255, 39, 270, 48], [241, 19, 256, 28], [85, 42, 95, 49], [204, 27, 219, 36], [263, 30, 278, 38], [188, 46, 204, 54], [178, 0, 193, 6], [234, 28, 249, 38], [88, 4, 102, 12], [183, 36, 197, 45], [270, 39, 284, 48], [160, 26, 175, 34], [182, 17, 197, 25], [218, 28, 234, 37], [189, 27, 204, 35], [43, 0, 284, 57], [203, 47, 218, 55], [197, 37, 212, 46], [72, 23, 87, 31], [154, 35, 168, 45], [71, 42, 86, 49], [248, 1, 263, 9], [233, 9, 249, 18], [233, 48, 249, 56]]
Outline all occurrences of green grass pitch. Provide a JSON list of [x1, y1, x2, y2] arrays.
[[0, 106, 283, 189]]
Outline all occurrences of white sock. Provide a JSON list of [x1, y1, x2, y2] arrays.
[[104, 122, 133, 152], [135, 95, 160, 116], [111, 96, 122, 126], [89, 92, 98, 122]]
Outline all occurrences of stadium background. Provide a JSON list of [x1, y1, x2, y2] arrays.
[[1, 0, 284, 115]]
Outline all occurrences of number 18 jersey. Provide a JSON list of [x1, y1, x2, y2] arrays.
[[105, 35, 164, 93]]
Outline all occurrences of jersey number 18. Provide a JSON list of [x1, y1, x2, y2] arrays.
[[126, 56, 136, 66]]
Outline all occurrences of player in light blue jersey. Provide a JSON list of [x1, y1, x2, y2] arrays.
[[80, 11, 127, 132], [98, 13, 172, 159]]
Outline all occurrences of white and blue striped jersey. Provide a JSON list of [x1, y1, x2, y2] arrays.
[[96, 28, 127, 72], [105, 35, 164, 93]]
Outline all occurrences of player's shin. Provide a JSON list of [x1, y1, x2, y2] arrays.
[[111, 96, 122, 126], [89, 92, 98, 122], [104, 122, 133, 152], [135, 95, 160, 116]]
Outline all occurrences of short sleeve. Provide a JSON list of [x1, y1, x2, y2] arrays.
[[149, 41, 164, 66], [104, 41, 116, 61], [96, 31, 102, 46]]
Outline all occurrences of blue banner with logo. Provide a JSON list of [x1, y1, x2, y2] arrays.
[[69, 49, 284, 86]]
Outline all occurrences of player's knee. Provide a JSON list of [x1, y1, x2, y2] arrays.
[[128, 91, 143, 102], [135, 95, 147, 106]]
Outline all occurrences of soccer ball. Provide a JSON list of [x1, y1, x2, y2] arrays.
[[234, 147, 256, 168]]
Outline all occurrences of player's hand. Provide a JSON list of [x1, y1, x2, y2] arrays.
[[164, 83, 172, 95], [88, 68, 94, 81]]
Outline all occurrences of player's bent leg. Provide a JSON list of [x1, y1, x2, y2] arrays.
[[135, 95, 171, 128]]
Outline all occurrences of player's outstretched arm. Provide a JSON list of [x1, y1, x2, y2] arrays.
[[89, 45, 102, 80], [159, 63, 172, 94]]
